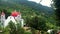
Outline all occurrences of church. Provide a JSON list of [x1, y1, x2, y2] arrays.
[[0, 10, 24, 28]]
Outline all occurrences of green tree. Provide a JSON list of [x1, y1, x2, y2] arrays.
[[26, 16, 47, 34], [53, 0, 60, 26], [1, 9, 11, 19], [8, 21, 25, 34], [8, 21, 16, 34]]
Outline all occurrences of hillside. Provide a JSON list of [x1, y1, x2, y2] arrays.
[[0, 0, 54, 20], [0, 0, 54, 15], [0, 0, 56, 31]]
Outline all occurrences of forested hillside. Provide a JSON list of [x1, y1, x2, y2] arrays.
[[0, 0, 58, 34], [0, 0, 54, 14], [0, 0, 55, 30]]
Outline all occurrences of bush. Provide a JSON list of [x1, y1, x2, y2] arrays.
[[4, 21, 25, 34], [25, 32, 32, 34]]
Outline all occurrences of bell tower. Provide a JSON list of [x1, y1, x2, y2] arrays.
[[1, 12, 5, 27]]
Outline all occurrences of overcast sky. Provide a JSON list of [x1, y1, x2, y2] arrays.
[[28, 0, 53, 7]]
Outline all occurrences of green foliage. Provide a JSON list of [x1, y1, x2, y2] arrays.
[[3, 21, 25, 34], [53, 0, 60, 26], [24, 32, 32, 34], [16, 23, 25, 34], [26, 16, 47, 31], [53, 0, 60, 19], [31, 28, 36, 34], [8, 21, 17, 34], [0, 0, 56, 34]]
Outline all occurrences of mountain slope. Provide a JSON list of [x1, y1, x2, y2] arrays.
[[0, 0, 54, 15]]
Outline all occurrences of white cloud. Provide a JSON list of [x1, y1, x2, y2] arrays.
[[28, 0, 53, 7], [40, 0, 52, 7]]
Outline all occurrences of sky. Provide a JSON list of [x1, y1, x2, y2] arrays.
[[28, 0, 53, 7]]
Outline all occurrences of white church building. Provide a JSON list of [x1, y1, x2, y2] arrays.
[[0, 10, 24, 28]]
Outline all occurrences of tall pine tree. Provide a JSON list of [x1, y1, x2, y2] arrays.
[[53, 0, 60, 26]]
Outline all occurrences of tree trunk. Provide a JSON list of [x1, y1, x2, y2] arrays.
[[31, 28, 36, 34], [38, 30, 41, 34]]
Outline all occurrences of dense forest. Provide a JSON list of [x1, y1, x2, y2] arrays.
[[0, 0, 59, 34], [0, 0, 54, 19]]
